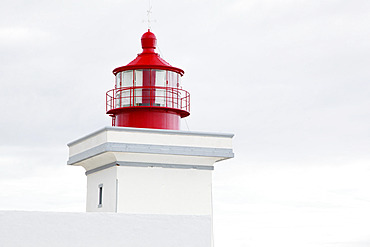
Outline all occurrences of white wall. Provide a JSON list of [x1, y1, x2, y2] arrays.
[[86, 165, 213, 215], [86, 166, 117, 212], [116, 166, 213, 215], [0, 211, 212, 247]]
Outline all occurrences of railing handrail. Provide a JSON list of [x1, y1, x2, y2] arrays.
[[106, 86, 190, 113], [108, 85, 186, 92]]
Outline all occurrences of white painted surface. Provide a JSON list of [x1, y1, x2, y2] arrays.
[[116, 166, 213, 215], [76, 152, 117, 171], [76, 152, 219, 172], [106, 128, 233, 148], [68, 131, 107, 157], [68, 127, 234, 171], [86, 166, 117, 212], [0, 211, 211, 247], [112, 152, 220, 166], [68, 127, 233, 158], [86, 166, 213, 215]]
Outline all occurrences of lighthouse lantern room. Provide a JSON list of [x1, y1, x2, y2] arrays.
[[106, 30, 190, 130]]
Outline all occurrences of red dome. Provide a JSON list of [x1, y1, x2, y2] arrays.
[[112, 30, 184, 76]]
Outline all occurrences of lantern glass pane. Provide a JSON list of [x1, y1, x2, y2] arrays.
[[122, 70, 133, 88], [134, 70, 143, 105], [115, 72, 121, 88], [168, 71, 178, 88], [135, 70, 143, 87], [177, 73, 181, 88], [154, 70, 166, 87]]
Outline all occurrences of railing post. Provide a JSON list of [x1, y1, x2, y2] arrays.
[[172, 88, 174, 108], [178, 89, 180, 109]]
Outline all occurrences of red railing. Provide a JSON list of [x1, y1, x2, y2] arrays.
[[106, 86, 190, 113]]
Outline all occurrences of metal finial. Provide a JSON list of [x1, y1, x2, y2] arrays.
[[143, 0, 156, 30]]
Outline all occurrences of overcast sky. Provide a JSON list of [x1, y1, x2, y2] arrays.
[[1, 0, 370, 246]]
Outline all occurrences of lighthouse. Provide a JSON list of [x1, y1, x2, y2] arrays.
[[67, 29, 233, 230]]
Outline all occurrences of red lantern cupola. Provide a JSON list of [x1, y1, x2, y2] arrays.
[[106, 30, 190, 130]]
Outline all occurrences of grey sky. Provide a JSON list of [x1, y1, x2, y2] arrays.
[[1, 0, 370, 246]]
